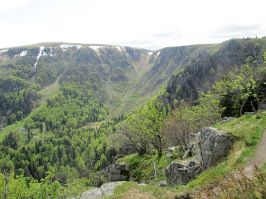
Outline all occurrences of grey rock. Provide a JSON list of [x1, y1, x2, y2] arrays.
[[166, 127, 234, 185], [105, 163, 130, 181], [79, 181, 125, 199], [165, 160, 202, 185], [194, 127, 233, 169], [158, 180, 167, 187], [165, 146, 181, 158], [80, 188, 102, 199], [222, 117, 235, 122]]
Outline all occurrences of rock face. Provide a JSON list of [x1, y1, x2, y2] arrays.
[[166, 127, 233, 185], [79, 181, 125, 199], [165, 160, 202, 185], [194, 127, 233, 169], [105, 163, 130, 182]]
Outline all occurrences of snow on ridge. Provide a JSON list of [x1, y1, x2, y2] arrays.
[[156, 51, 160, 56], [0, 49, 7, 54], [60, 44, 82, 51], [34, 46, 45, 69], [116, 46, 123, 52], [89, 45, 106, 56], [148, 51, 153, 56], [20, 50, 27, 57], [89, 45, 103, 51]]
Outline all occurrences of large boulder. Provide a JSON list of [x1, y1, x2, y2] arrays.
[[166, 127, 234, 185], [194, 127, 233, 169], [165, 160, 202, 185], [105, 163, 130, 182]]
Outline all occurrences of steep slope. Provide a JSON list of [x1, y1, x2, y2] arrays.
[[0, 43, 153, 124], [162, 38, 266, 106], [1, 38, 266, 125], [1, 38, 266, 198]]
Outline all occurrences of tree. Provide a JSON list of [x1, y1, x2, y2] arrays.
[[3, 132, 19, 150], [119, 96, 167, 155], [0, 157, 13, 199], [161, 101, 193, 151], [213, 64, 258, 116], [162, 92, 222, 152]]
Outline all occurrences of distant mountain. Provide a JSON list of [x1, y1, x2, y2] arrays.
[[1, 38, 266, 126]]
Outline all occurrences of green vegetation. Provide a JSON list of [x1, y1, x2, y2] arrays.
[[0, 39, 266, 198], [109, 62, 266, 198], [117, 153, 173, 182], [184, 111, 266, 189]]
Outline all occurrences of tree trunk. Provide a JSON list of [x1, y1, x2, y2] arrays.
[[240, 98, 248, 116]]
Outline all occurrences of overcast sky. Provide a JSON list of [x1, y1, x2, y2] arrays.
[[0, 0, 266, 50]]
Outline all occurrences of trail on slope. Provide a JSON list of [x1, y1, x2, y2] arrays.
[[244, 130, 266, 175]]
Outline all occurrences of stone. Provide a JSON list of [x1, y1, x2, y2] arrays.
[[105, 163, 130, 182], [158, 180, 167, 187], [222, 117, 235, 122], [165, 160, 202, 185], [79, 181, 125, 199], [165, 146, 181, 158], [80, 188, 102, 199], [194, 127, 233, 169], [165, 127, 234, 185]]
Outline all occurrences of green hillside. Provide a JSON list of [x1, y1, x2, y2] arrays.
[[0, 38, 266, 198]]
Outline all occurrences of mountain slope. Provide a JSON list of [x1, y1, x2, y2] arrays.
[[1, 38, 266, 125], [1, 37, 266, 198]]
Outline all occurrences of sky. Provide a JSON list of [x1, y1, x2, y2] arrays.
[[0, 0, 266, 50]]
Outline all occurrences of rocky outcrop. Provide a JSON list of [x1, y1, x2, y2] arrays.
[[165, 160, 202, 185], [165, 146, 181, 158], [194, 127, 233, 169], [79, 181, 125, 199], [166, 127, 234, 185], [104, 163, 130, 182]]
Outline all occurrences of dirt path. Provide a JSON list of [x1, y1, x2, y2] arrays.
[[244, 130, 266, 175]]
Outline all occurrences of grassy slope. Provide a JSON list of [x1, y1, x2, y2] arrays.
[[109, 111, 266, 199]]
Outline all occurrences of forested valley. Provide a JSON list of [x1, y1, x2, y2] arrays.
[[0, 38, 266, 198]]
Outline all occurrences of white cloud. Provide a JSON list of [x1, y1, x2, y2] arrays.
[[0, 0, 266, 49]]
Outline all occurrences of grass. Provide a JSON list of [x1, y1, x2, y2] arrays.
[[38, 80, 60, 104], [117, 152, 174, 183], [107, 181, 176, 199], [178, 111, 266, 191], [111, 111, 266, 198]]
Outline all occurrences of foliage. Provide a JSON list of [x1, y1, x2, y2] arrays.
[[119, 96, 168, 155], [117, 152, 173, 182], [0, 76, 39, 125]]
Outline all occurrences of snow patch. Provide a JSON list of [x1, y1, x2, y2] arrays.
[[156, 51, 160, 56], [20, 50, 27, 56], [34, 46, 45, 69], [89, 45, 103, 51], [60, 44, 82, 51], [48, 48, 54, 56], [116, 46, 123, 52], [148, 51, 153, 56], [89, 45, 105, 55], [0, 49, 7, 54]]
